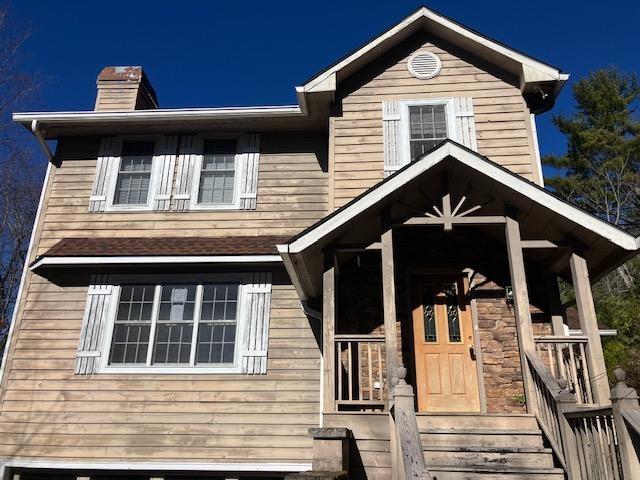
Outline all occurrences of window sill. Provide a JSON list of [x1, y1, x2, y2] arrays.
[[189, 203, 240, 211], [101, 364, 242, 374]]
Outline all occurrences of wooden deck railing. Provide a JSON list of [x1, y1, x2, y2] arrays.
[[535, 335, 594, 405], [565, 406, 623, 479], [527, 349, 640, 479], [334, 334, 387, 410]]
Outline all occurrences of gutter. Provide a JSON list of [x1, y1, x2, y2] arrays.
[[30, 120, 54, 161]]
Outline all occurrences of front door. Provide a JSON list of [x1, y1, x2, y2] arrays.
[[412, 276, 481, 412]]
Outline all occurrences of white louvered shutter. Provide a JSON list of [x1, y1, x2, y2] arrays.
[[242, 272, 272, 374], [383, 101, 403, 177], [153, 135, 178, 211], [75, 274, 114, 375], [454, 97, 478, 151], [237, 134, 261, 210], [173, 135, 201, 211], [89, 137, 121, 212]]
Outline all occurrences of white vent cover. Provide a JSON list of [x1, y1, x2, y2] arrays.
[[407, 51, 442, 79]]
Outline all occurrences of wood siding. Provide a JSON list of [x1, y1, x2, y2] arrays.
[[35, 132, 328, 256], [331, 32, 540, 209], [0, 132, 326, 466]]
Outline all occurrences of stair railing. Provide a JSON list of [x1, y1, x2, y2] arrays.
[[526, 349, 640, 479], [390, 365, 432, 480]]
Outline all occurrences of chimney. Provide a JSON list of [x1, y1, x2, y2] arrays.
[[95, 66, 159, 111]]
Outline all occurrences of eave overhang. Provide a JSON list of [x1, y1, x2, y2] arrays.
[[278, 141, 639, 301]]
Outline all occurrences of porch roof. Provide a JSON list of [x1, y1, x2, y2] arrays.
[[278, 141, 640, 300]]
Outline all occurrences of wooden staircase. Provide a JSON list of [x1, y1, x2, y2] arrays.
[[417, 413, 566, 479]]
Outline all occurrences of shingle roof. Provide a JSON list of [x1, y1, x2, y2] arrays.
[[37, 236, 290, 260]]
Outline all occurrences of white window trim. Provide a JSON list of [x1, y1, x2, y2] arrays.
[[104, 135, 163, 212], [399, 98, 458, 166], [99, 273, 252, 374], [188, 135, 242, 211]]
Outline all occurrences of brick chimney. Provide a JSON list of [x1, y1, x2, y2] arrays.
[[95, 66, 159, 111]]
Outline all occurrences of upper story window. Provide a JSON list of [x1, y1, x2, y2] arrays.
[[408, 104, 448, 160], [113, 140, 155, 206], [196, 139, 237, 206], [400, 99, 457, 165], [107, 281, 241, 372]]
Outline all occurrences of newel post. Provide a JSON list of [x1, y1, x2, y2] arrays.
[[504, 209, 536, 413], [610, 368, 640, 477], [568, 250, 610, 404]]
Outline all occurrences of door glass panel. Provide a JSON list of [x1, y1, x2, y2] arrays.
[[445, 283, 461, 342], [422, 286, 437, 342]]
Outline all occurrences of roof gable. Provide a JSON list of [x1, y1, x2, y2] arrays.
[[297, 6, 568, 113]]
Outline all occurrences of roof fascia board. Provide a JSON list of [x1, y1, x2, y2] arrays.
[[301, 7, 564, 94], [31, 254, 282, 270], [13, 105, 303, 126], [287, 142, 639, 254]]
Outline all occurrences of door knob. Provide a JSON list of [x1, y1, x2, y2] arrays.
[[468, 345, 476, 360]]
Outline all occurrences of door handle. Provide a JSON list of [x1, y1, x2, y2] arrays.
[[468, 344, 476, 360]]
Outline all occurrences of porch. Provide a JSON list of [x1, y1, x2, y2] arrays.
[[280, 142, 640, 479]]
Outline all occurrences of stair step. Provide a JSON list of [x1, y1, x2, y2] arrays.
[[420, 429, 544, 448], [427, 465, 565, 480], [423, 447, 555, 469], [416, 414, 538, 431]]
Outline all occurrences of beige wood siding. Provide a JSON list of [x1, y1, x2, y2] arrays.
[[331, 33, 540, 209], [35, 132, 328, 256], [0, 269, 320, 464], [0, 133, 326, 466]]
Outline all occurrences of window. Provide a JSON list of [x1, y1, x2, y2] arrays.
[[408, 104, 447, 160], [113, 140, 155, 206], [195, 139, 237, 207], [107, 282, 240, 369]]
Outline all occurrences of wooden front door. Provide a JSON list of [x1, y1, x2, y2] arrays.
[[412, 276, 480, 412]]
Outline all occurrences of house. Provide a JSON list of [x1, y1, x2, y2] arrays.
[[3, 6, 640, 480]]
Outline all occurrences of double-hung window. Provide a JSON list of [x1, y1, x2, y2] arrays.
[[112, 140, 156, 207], [192, 139, 238, 209], [401, 99, 456, 164], [106, 282, 241, 372]]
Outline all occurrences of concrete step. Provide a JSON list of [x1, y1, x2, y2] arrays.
[[427, 464, 566, 480], [416, 413, 539, 431], [423, 446, 555, 469], [420, 429, 545, 448]]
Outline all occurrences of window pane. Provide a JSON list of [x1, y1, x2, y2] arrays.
[[445, 283, 462, 342], [196, 284, 238, 364], [422, 287, 437, 343], [408, 105, 448, 161], [109, 285, 154, 365], [114, 141, 154, 205], [198, 140, 236, 205], [153, 285, 196, 365]]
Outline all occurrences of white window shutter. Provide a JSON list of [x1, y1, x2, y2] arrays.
[[454, 97, 478, 151], [383, 101, 403, 177], [76, 274, 114, 375], [153, 135, 178, 211], [242, 272, 272, 374], [237, 134, 261, 210], [173, 135, 201, 211], [89, 138, 120, 212]]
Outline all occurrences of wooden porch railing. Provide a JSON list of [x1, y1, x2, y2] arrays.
[[527, 349, 640, 479], [565, 406, 623, 479], [334, 334, 387, 410], [535, 335, 594, 405]]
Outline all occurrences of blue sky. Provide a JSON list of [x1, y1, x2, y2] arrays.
[[12, 0, 640, 172]]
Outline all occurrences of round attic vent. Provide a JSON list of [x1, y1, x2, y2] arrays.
[[407, 51, 442, 79]]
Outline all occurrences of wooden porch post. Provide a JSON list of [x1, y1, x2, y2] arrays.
[[504, 212, 536, 413], [381, 212, 399, 395], [569, 251, 610, 405], [322, 249, 337, 413]]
